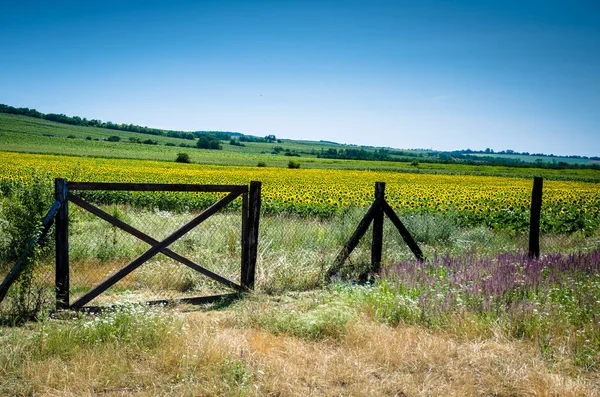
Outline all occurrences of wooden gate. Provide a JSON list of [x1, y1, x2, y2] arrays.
[[54, 179, 261, 310]]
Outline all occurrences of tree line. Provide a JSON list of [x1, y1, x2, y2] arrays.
[[0, 103, 239, 141]]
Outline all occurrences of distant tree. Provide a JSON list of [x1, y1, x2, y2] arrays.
[[257, 161, 267, 167], [265, 134, 277, 143], [175, 153, 191, 163], [196, 134, 222, 150], [107, 135, 121, 142], [288, 160, 300, 169]]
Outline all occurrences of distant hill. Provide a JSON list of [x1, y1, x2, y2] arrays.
[[0, 103, 241, 141], [0, 103, 597, 169]]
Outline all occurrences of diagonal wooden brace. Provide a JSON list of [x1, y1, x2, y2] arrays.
[[380, 200, 424, 262], [70, 191, 242, 309], [327, 200, 379, 278], [68, 194, 243, 291], [0, 200, 61, 305]]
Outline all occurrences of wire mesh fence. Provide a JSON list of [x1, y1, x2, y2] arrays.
[[67, 190, 245, 307], [0, 224, 56, 320], [3, 178, 598, 316]]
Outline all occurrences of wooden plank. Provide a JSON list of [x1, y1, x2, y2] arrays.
[[381, 200, 424, 262], [68, 194, 242, 291], [244, 181, 262, 289], [67, 182, 248, 193], [371, 182, 385, 274], [79, 293, 240, 313], [55, 178, 69, 310], [328, 201, 378, 278], [528, 177, 543, 259], [0, 200, 61, 305], [70, 190, 242, 309], [148, 293, 240, 307]]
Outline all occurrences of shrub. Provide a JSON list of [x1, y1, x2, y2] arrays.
[[229, 139, 245, 147], [0, 176, 53, 262], [196, 135, 222, 150], [288, 160, 300, 169], [107, 135, 121, 142], [0, 174, 54, 322], [175, 153, 191, 163], [257, 162, 267, 167], [67, 134, 77, 139]]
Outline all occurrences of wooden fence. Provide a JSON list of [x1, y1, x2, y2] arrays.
[[0, 177, 545, 310], [56, 179, 261, 310]]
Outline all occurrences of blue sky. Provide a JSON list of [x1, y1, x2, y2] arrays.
[[1, 0, 599, 156]]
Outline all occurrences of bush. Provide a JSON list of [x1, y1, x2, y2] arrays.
[[229, 139, 245, 147], [175, 153, 191, 163], [0, 175, 54, 322], [107, 135, 121, 142], [0, 177, 53, 262], [196, 135, 222, 150], [257, 162, 267, 167], [288, 160, 300, 169]]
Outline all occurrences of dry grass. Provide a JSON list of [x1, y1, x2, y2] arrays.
[[2, 307, 598, 397]]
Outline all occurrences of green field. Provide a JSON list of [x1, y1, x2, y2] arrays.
[[2, 110, 600, 395], [2, 113, 600, 181]]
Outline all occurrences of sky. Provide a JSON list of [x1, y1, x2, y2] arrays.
[[1, 0, 599, 156]]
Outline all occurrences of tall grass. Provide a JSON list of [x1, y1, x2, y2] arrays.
[[337, 249, 600, 369]]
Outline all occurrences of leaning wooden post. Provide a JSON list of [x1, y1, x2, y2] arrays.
[[371, 182, 385, 274], [55, 178, 69, 309], [528, 177, 543, 259], [243, 181, 261, 290]]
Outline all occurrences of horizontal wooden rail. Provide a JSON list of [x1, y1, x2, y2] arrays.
[[80, 293, 241, 313], [67, 182, 248, 193]]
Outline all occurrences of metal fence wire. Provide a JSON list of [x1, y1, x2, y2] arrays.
[[68, 190, 244, 307], [1, 177, 574, 313], [0, 223, 56, 317]]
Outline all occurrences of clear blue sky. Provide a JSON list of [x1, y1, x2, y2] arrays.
[[1, 0, 599, 156]]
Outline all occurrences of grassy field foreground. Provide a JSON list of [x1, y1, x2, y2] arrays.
[[1, 215, 600, 395], [0, 293, 598, 396]]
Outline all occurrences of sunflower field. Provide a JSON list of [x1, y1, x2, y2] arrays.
[[1, 152, 599, 234]]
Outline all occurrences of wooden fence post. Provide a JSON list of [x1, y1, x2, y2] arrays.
[[371, 182, 385, 274], [55, 178, 69, 309], [528, 177, 543, 259], [241, 191, 249, 288], [243, 181, 261, 289]]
